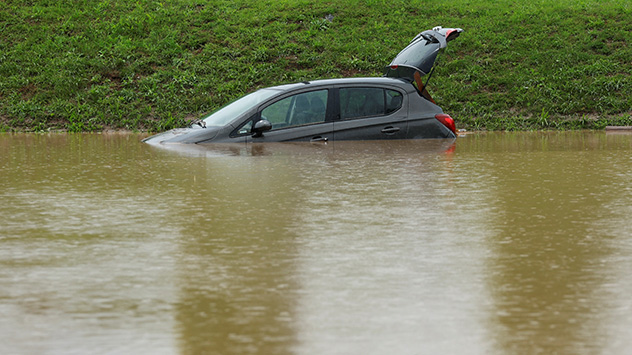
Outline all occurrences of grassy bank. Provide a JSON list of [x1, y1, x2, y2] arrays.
[[1, 0, 631, 132]]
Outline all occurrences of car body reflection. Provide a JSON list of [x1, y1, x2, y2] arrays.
[[143, 139, 457, 158]]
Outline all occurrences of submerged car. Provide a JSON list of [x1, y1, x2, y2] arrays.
[[144, 26, 463, 145]]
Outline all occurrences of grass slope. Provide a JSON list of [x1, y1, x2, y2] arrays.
[[1, 0, 631, 132]]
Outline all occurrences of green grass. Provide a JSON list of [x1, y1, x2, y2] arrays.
[[1, 0, 631, 132]]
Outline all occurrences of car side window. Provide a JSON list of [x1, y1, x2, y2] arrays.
[[386, 90, 403, 114], [236, 119, 253, 135], [261, 90, 328, 130], [339, 88, 402, 120]]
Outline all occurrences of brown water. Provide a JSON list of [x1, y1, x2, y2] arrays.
[[1, 131, 631, 354]]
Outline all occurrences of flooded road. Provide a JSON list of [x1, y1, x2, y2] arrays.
[[1, 131, 631, 354]]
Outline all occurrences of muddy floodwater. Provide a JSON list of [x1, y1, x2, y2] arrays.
[[1, 131, 632, 354]]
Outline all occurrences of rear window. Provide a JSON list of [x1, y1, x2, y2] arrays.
[[339, 88, 403, 120]]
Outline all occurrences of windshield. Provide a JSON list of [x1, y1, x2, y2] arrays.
[[202, 89, 279, 127]]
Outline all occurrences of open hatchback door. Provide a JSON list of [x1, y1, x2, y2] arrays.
[[384, 26, 463, 138], [384, 26, 463, 82]]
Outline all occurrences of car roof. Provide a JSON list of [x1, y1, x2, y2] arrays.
[[266, 77, 414, 93]]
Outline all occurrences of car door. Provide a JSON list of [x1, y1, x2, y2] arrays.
[[332, 87, 407, 140], [383, 26, 463, 81], [245, 89, 334, 143]]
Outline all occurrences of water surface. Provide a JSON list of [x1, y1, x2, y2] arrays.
[[1, 131, 631, 354]]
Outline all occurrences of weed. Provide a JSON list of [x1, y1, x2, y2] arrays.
[[1, 0, 631, 132]]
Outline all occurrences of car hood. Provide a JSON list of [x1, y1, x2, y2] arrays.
[[142, 125, 219, 145], [384, 26, 463, 81]]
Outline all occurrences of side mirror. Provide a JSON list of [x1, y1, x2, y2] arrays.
[[252, 119, 272, 137]]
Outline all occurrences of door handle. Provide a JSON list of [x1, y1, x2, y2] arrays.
[[381, 126, 401, 134], [310, 136, 328, 142]]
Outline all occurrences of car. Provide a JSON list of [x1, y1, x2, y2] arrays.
[[143, 26, 463, 145]]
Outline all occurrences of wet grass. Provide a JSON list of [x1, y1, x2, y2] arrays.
[[1, 0, 631, 132]]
